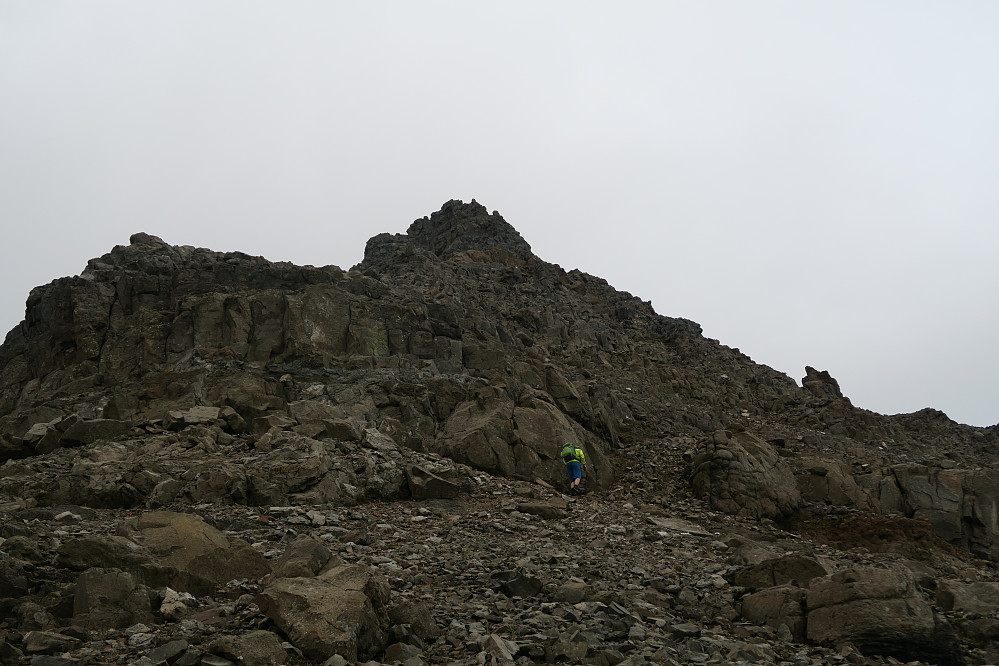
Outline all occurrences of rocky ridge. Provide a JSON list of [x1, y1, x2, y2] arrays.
[[0, 200, 997, 665]]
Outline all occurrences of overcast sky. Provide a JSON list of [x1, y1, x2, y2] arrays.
[[1, 2, 997, 427]]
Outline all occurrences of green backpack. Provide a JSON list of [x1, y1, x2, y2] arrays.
[[560, 442, 577, 464]]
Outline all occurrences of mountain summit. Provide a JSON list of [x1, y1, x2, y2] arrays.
[[360, 199, 533, 271]]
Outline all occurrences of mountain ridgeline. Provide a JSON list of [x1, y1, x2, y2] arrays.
[[1, 200, 996, 528], [0, 200, 997, 665]]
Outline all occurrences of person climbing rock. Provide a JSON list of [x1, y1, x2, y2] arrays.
[[559, 441, 587, 493]]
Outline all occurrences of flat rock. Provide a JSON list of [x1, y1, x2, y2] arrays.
[[135, 511, 271, 594]]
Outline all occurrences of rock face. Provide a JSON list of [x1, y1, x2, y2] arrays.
[[890, 465, 999, 561], [0, 200, 997, 665], [806, 566, 963, 665], [690, 430, 801, 520]]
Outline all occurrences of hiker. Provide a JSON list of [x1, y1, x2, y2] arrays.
[[560, 441, 587, 493]]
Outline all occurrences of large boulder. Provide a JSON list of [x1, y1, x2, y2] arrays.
[[437, 385, 611, 489], [22, 631, 81, 656], [806, 566, 962, 665], [72, 568, 154, 631], [257, 564, 391, 662], [163, 406, 222, 431], [690, 430, 800, 520], [740, 585, 807, 642], [134, 511, 270, 594], [264, 535, 335, 582]]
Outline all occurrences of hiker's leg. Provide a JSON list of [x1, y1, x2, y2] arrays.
[[566, 461, 581, 492]]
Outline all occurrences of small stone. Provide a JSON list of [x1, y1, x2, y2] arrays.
[[322, 655, 349, 666]]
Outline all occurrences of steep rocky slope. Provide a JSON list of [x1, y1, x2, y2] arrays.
[[0, 200, 996, 665]]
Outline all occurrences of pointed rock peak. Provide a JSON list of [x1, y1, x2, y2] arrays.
[[358, 200, 534, 271], [802, 366, 844, 400], [129, 232, 169, 248], [405, 199, 531, 260]]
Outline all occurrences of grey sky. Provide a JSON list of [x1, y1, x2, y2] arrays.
[[1, 2, 997, 427]]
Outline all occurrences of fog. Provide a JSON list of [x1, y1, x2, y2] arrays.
[[1, 2, 996, 426]]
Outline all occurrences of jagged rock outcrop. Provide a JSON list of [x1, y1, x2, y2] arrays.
[[802, 366, 844, 400], [363, 199, 533, 266]]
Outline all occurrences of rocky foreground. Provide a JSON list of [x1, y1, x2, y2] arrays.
[[1, 424, 997, 666]]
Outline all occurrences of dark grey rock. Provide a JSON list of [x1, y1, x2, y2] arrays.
[[207, 631, 286, 666], [22, 631, 81, 655]]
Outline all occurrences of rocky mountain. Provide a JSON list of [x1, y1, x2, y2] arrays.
[[0, 199, 996, 666]]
